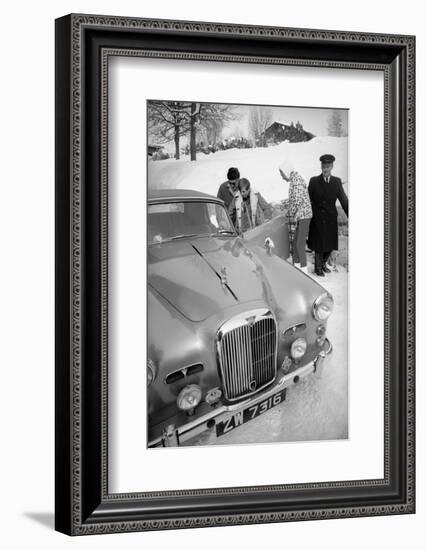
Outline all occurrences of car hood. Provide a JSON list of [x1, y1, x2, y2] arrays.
[[148, 236, 274, 322]]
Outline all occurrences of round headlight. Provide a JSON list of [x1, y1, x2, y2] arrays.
[[147, 359, 156, 386], [177, 384, 202, 412], [313, 292, 334, 321], [290, 337, 307, 360]]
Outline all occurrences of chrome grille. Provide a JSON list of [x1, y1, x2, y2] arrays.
[[217, 310, 277, 400]]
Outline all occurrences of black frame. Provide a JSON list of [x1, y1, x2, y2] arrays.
[[55, 14, 415, 535]]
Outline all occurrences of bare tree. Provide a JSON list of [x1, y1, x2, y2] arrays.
[[249, 106, 273, 146], [147, 101, 191, 159], [327, 110, 347, 137], [189, 102, 199, 161], [199, 104, 238, 145], [189, 103, 238, 160], [148, 100, 239, 161], [203, 118, 223, 145]]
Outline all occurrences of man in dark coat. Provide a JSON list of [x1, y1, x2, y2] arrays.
[[217, 167, 241, 227], [307, 154, 348, 276]]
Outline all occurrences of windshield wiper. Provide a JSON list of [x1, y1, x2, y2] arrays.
[[148, 234, 198, 246], [149, 231, 234, 246], [165, 233, 198, 242]]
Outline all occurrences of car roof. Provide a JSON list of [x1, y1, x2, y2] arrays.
[[148, 188, 223, 204]]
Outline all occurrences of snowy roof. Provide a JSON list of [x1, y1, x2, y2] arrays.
[[272, 120, 294, 127], [264, 120, 314, 135]]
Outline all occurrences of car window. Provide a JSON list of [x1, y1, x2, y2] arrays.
[[207, 203, 230, 229], [148, 201, 235, 244]]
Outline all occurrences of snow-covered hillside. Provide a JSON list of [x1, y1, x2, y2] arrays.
[[148, 137, 348, 203]]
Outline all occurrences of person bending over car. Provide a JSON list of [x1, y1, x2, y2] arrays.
[[235, 178, 272, 233], [217, 167, 241, 227]]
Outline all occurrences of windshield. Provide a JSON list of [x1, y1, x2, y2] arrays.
[[148, 200, 236, 245]]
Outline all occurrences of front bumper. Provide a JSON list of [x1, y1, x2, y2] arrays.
[[149, 338, 332, 448]]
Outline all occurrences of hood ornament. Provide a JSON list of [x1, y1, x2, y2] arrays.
[[246, 315, 256, 327]]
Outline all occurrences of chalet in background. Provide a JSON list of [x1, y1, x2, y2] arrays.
[[261, 121, 315, 145]]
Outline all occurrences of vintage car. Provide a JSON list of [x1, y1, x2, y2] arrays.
[[147, 189, 333, 447]]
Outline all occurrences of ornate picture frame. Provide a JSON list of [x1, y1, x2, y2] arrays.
[[55, 14, 415, 535]]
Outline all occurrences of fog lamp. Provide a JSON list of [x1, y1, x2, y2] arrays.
[[316, 336, 326, 347], [290, 338, 307, 360], [316, 324, 326, 336], [177, 384, 202, 413]]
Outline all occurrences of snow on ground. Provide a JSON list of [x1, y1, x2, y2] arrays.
[[149, 136, 349, 447], [148, 136, 348, 203]]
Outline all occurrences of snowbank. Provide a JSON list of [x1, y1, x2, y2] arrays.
[[148, 137, 348, 203]]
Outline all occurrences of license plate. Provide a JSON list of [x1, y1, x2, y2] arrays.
[[216, 389, 286, 437]]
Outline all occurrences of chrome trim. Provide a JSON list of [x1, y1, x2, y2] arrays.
[[282, 323, 307, 338], [313, 338, 333, 373], [216, 308, 278, 402], [323, 337, 333, 355], [312, 291, 334, 321], [164, 363, 204, 384], [149, 346, 333, 448]]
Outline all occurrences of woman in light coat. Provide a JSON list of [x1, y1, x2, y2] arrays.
[[279, 160, 312, 273]]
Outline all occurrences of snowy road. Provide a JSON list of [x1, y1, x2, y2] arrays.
[[183, 267, 348, 447]]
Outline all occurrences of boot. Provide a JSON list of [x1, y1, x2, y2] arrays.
[[314, 252, 324, 277], [322, 252, 331, 273]]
